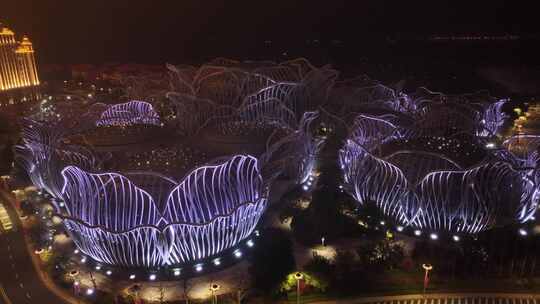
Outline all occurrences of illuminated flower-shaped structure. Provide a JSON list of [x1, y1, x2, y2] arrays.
[[15, 59, 334, 268], [339, 101, 539, 235], [96, 100, 161, 127], [60, 155, 265, 267], [16, 109, 298, 268]]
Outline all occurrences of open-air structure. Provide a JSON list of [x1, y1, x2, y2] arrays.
[[15, 58, 331, 270], [339, 89, 539, 236], [15, 58, 539, 273]]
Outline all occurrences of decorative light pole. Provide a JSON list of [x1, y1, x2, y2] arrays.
[[210, 283, 221, 304], [69, 270, 81, 303], [294, 272, 304, 304], [422, 263, 433, 294]]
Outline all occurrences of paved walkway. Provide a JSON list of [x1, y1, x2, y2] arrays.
[[313, 293, 540, 304]]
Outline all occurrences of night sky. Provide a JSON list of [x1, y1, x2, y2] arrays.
[[1, 0, 537, 64]]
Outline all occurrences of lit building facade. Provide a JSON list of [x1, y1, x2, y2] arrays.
[[0, 23, 40, 91]]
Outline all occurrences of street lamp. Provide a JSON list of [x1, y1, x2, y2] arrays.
[[422, 264, 433, 294], [73, 280, 80, 297], [69, 270, 81, 302], [294, 272, 304, 304], [210, 283, 221, 304]]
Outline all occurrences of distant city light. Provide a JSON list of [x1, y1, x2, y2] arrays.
[[86, 288, 94, 295], [213, 258, 221, 266], [302, 185, 309, 191], [95, 265, 101, 270], [129, 274, 136, 280], [195, 264, 203, 272], [396, 226, 404, 232], [173, 269, 181, 276], [106, 270, 112, 276], [149, 274, 156, 281], [234, 249, 242, 258], [430, 233, 438, 240], [452, 235, 460, 242], [246, 239, 254, 247], [485, 142, 496, 149], [519, 228, 528, 236], [414, 230, 422, 236]]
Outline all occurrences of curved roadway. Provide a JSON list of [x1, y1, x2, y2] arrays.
[[0, 190, 67, 304]]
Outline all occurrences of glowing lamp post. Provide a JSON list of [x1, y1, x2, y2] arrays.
[[422, 264, 433, 294], [69, 270, 81, 302], [73, 280, 81, 298], [294, 272, 304, 304], [210, 283, 221, 304]]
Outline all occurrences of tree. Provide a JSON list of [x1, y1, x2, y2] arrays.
[[28, 220, 49, 248], [180, 277, 193, 304], [280, 271, 328, 293], [228, 271, 251, 304], [88, 270, 98, 290], [249, 228, 296, 295], [357, 239, 404, 271], [303, 253, 333, 290], [158, 282, 165, 304]]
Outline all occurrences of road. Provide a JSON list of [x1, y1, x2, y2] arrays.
[[0, 196, 65, 304]]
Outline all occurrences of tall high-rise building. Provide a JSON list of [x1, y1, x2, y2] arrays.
[[0, 23, 40, 91]]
